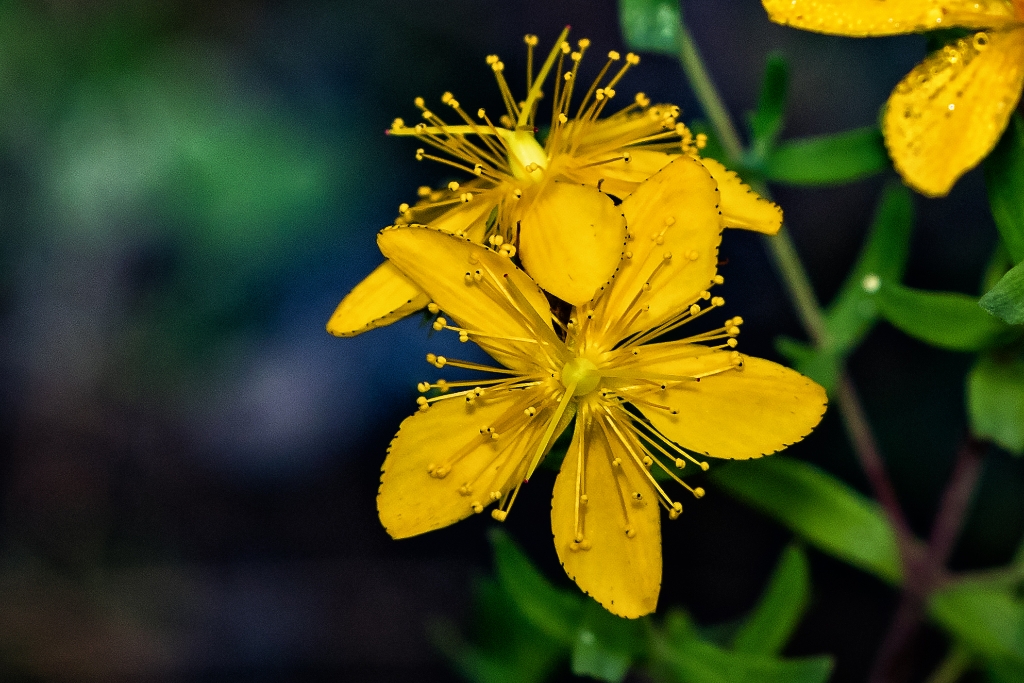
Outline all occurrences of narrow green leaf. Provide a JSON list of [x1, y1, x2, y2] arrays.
[[712, 458, 903, 584], [618, 0, 681, 56], [929, 582, 1024, 666], [873, 281, 1016, 352], [747, 54, 789, 163], [980, 261, 1024, 325], [775, 337, 842, 392], [763, 127, 888, 186], [430, 577, 565, 683], [654, 635, 833, 683], [984, 113, 1024, 264], [968, 354, 1024, 455], [489, 529, 583, 643], [826, 183, 915, 352], [570, 602, 643, 682], [732, 545, 811, 655]]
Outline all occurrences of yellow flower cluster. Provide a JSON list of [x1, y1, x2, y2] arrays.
[[330, 30, 827, 617]]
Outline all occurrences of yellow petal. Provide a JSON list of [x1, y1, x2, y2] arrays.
[[379, 387, 546, 538], [700, 157, 783, 234], [566, 150, 676, 200], [642, 354, 827, 460], [762, 0, 1016, 37], [518, 182, 626, 306], [552, 405, 661, 618], [592, 155, 722, 344], [884, 28, 1024, 197], [420, 191, 496, 242], [377, 225, 555, 369], [326, 261, 430, 337]]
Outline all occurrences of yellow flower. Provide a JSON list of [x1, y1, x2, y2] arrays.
[[762, 0, 1024, 197], [374, 157, 826, 618], [328, 28, 782, 336]]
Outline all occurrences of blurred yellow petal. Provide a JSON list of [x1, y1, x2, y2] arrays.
[[884, 28, 1024, 197], [518, 182, 627, 305], [642, 355, 827, 460], [762, 0, 1016, 37], [379, 387, 546, 538], [700, 157, 783, 234], [326, 261, 429, 337], [594, 155, 722, 344], [377, 226, 554, 369], [552, 407, 661, 618]]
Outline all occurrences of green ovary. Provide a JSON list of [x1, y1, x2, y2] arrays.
[[561, 357, 602, 397]]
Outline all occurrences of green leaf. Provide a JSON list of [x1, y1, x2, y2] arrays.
[[747, 54, 789, 164], [762, 127, 888, 186], [489, 529, 583, 644], [430, 578, 565, 683], [873, 281, 1016, 352], [980, 261, 1024, 325], [570, 602, 643, 682], [968, 354, 1024, 455], [775, 337, 842, 395], [826, 183, 915, 353], [732, 545, 811, 656], [778, 184, 916, 393], [712, 458, 903, 584], [653, 635, 833, 683], [618, 0, 681, 56], [930, 582, 1024, 667], [985, 113, 1024, 264]]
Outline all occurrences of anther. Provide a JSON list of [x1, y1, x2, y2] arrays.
[[459, 332, 469, 343], [711, 296, 725, 307], [432, 317, 447, 331], [714, 275, 725, 285], [513, 189, 522, 199], [693, 488, 706, 499], [727, 338, 738, 348], [580, 494, 588, 504], [612, 458, 622, 468], [625, 527, 637, 538], [427, 303, 440, 314], [728, 326, 740, 336], [642, 456, 653, 468], [663, 251, 673, 260], [458, 484, 472, 496], [415, 148, 425, 161], [416, 396, 428, 406], [477, 107, 486, 118], [435, 356, 447, 368], [688, 250, 700, 260], [558, 113, 568, 124], [461, 192, 473, 203], [472, 502, 484, 513], [417, 382, 430, 393], [689, 304, 701, 316], [701, 291, 711, 300], [448, 181, 460, 191], [417, 186, 431, 197], [675, 458, 686, 469], [577, 38, 590, 48], [524, 34, 538, 46], [624, 251, 633, 259], [635, 92, 650, 106], [626, 53, 640, 65], [699, 461, 710, 471], [491, 509, 507, 521], [664, 216, 675, 226], [608, 50, 621, 60], [398, 202, 410, 214], [524, 406, 536, 417], [414, 97, 425, 108]]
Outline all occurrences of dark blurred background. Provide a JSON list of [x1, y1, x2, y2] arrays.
[[0, 0, 1018, 680]]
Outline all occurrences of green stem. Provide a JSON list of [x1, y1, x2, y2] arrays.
[[924, 645, 972, 683], [674, 11, 914, 540], [675, 17, 744, 163]]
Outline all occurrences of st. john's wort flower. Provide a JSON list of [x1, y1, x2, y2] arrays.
[[328, 28, 781, 336], [763, 0, 1024, 196], [374, 156, 826, 617]]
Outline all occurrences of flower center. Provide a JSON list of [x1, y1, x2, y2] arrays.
[[500, 129, 547, 182], [560, 357, 602, 397]]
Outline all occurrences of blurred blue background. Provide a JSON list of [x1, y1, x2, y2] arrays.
[[0, 0, 1018, 680]]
